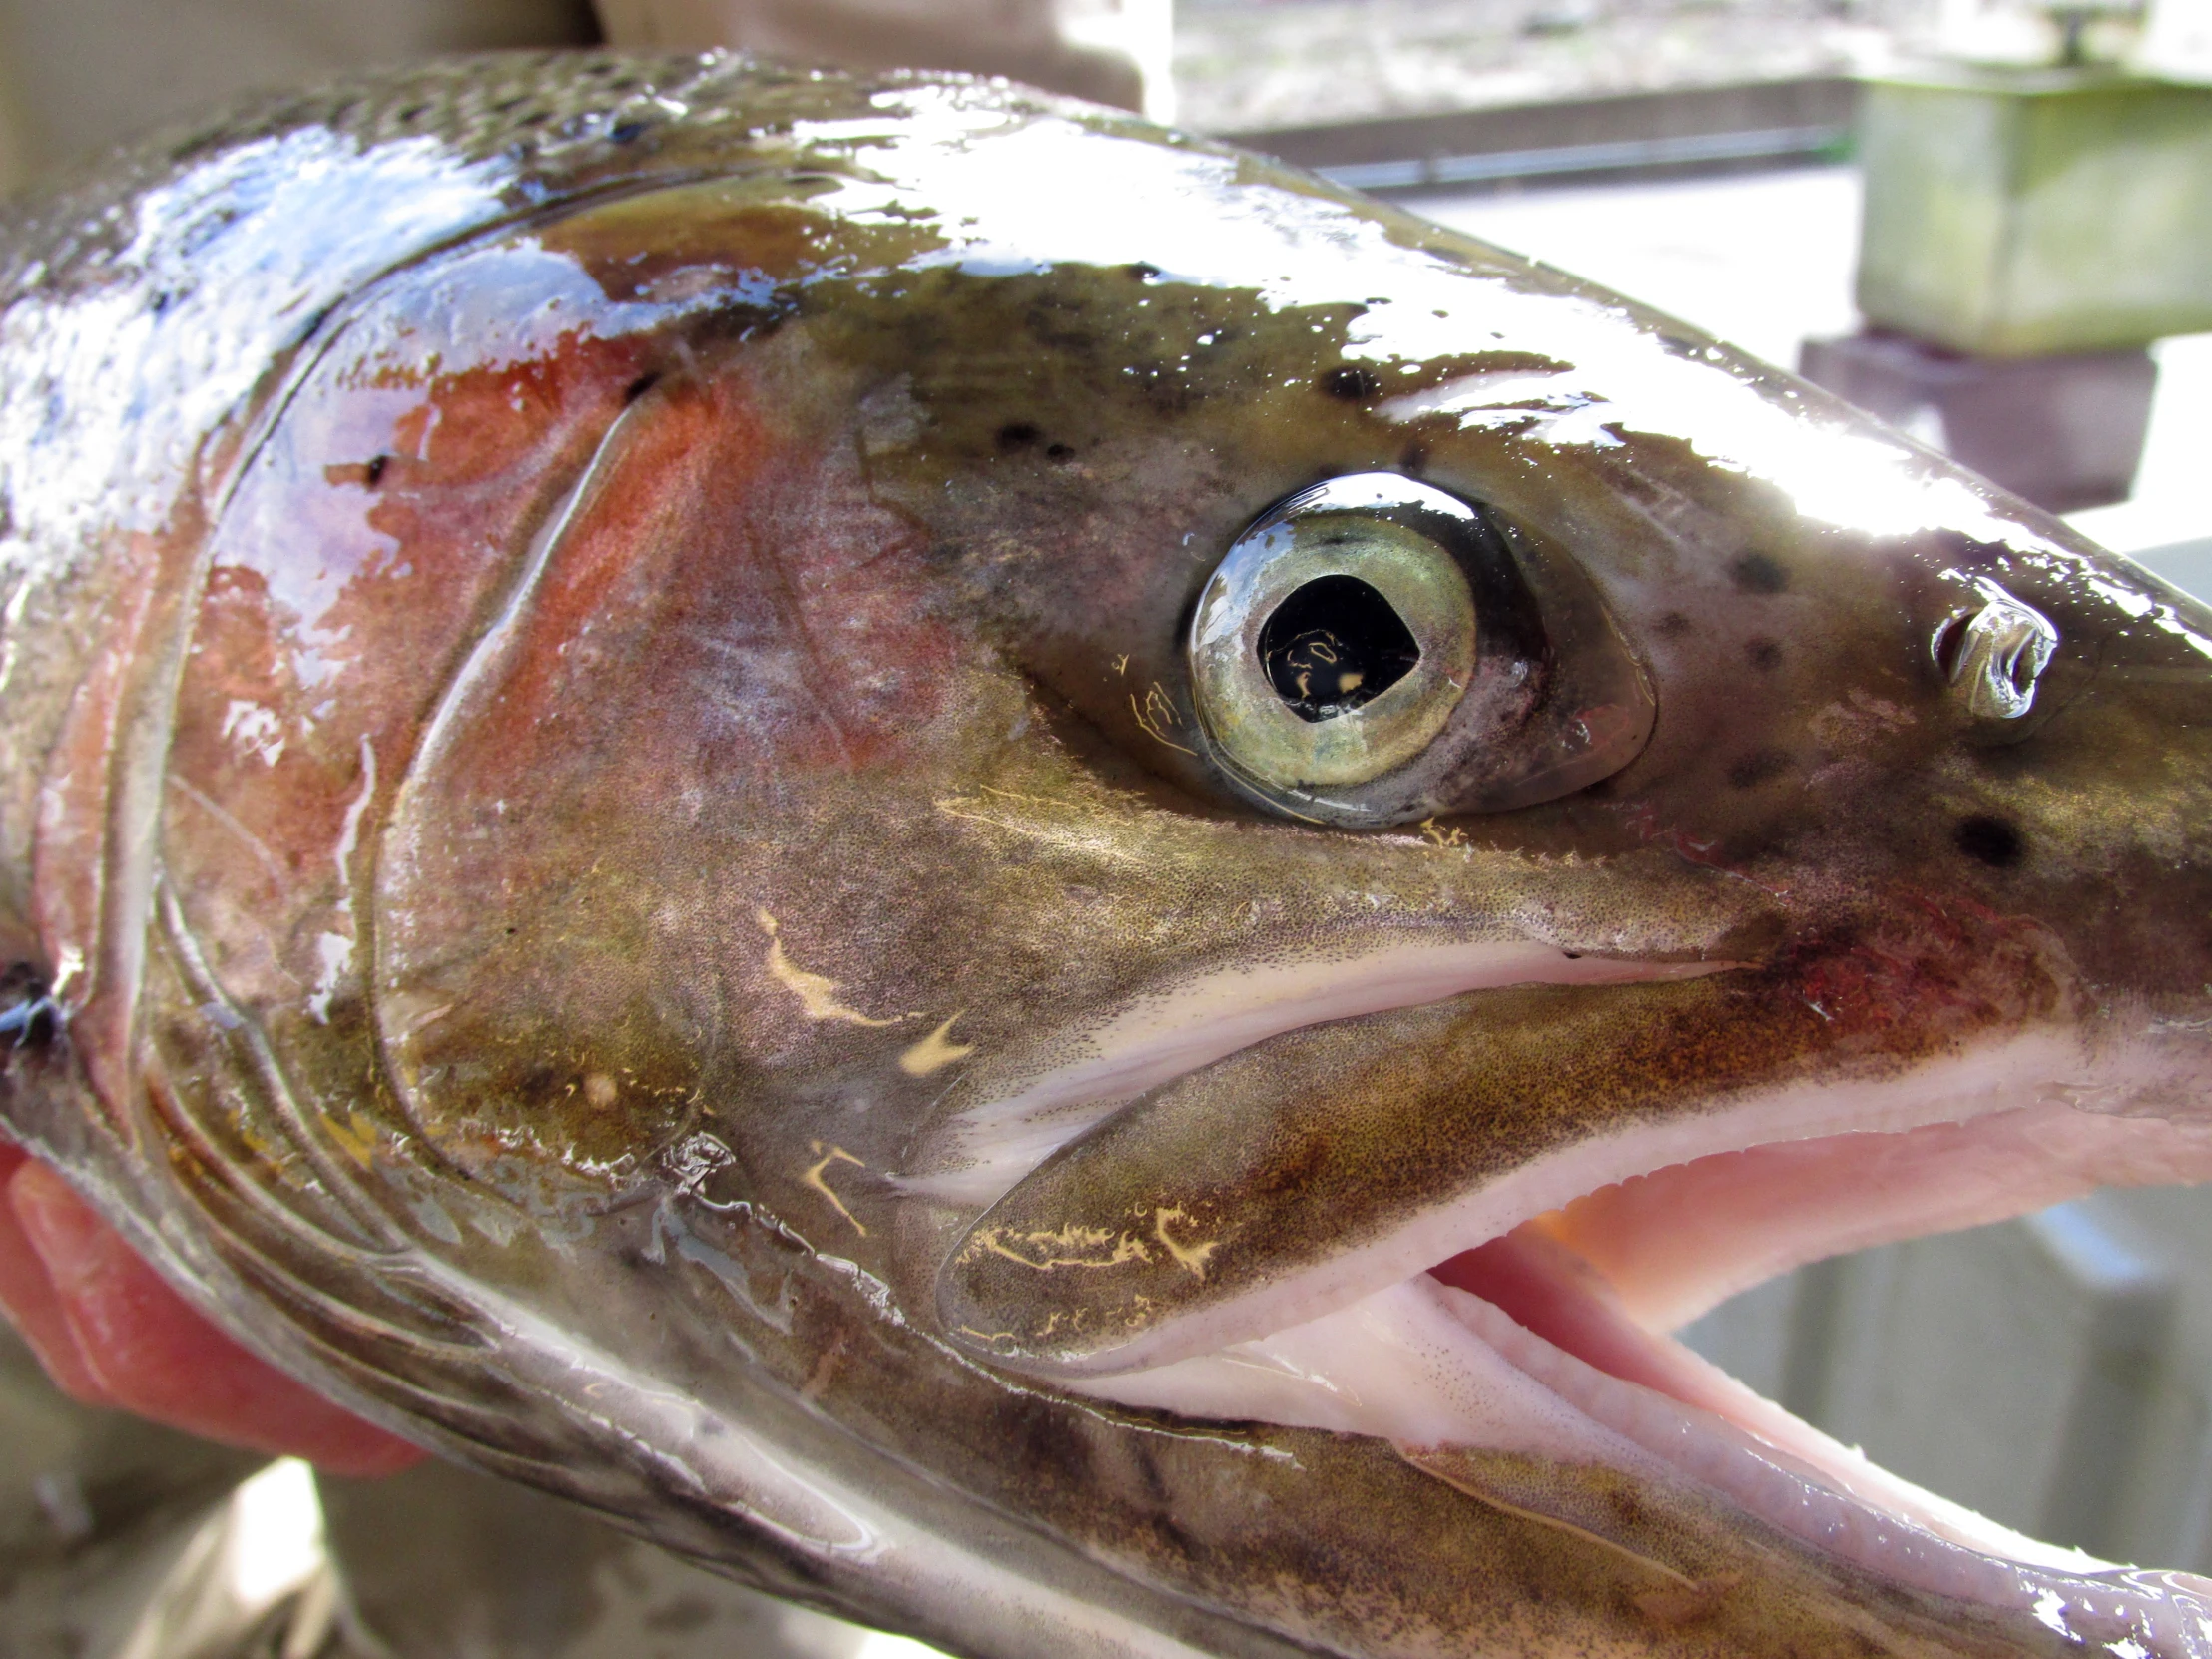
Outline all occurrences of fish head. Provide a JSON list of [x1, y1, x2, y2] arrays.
[[20, 54, 2212, 1659]]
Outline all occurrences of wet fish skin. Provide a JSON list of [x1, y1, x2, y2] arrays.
[[3, 49, 2212, 1659]]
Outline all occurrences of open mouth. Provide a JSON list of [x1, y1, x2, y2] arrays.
[[921, 950, 2212, 1653]]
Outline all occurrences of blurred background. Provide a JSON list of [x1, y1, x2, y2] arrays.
[[1, 1, 2210, 1654]]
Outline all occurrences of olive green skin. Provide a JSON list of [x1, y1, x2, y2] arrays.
[[3, 51, 2211, 1659]]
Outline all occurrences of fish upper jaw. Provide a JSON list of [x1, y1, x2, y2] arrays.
[[922, 887, 2125, 1376], [901, 936, 1739, 1210]]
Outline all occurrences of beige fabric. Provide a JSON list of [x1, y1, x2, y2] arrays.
[[592, 0, 1174, 116]]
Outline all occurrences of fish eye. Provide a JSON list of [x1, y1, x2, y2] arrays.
[[1191, 480, 1478, 791], [1188, 473, 1656, 827]]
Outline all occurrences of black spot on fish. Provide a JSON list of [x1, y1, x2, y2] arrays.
[[1730, 553, 1787, 594], [609, 120, 648, 145], [1653, 613, 1692, 639], [1124, 262, 1161, 282], [997, 422, 1042, 450], [1046, 442, 1076, 462], [1727, 750, 1790, 789], [364, 454, 388, 487], [1320, 365, 1382, 401], [624, 373, 660, 404], [1745, 638, 1783, 672], [1131, 1438, 1176, 1511], [1955, 815, 2024, 867], [1006, 1393, 1094, 1490]]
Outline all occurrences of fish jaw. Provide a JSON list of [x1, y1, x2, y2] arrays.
[[903, 938, 1743, 1210], [926, 890, 2107, 1376], [1074, 1251, 2212, 1649], [921, 958, 2212, 1649]]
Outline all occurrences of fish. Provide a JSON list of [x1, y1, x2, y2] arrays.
[[3, 46, 2212, 1659]]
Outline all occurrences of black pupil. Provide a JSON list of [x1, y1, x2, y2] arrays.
[[1258, 575, 1421, 723]]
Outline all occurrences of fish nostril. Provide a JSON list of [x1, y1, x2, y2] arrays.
[[1258, 576, 1421, 723], [1935, 587, 2058, 720], [1954, 814, 2025, 868]]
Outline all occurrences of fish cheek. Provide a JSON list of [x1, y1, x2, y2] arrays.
[[165, 350, 655, 988], [371, 360, 978, 1209]]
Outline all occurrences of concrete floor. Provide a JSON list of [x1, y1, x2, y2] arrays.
[[1174, 0, 1935, 133]]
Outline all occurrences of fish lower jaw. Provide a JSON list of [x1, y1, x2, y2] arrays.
[[1076, 1246, 2212, 1654], [1066, 1100, 2212, 1653]]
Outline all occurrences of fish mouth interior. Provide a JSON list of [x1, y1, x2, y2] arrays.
[[933, 959, 2212, 1646]]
